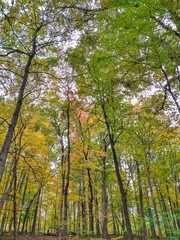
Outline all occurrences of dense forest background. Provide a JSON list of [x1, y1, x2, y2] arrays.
[[0, 0, 179, 240]]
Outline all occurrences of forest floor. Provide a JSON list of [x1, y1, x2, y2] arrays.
[[0, 236, 58, 240], [0, 236, 122, 240], [0, 235, 126, 240]]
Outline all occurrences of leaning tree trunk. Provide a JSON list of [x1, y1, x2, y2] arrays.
[[21, 187, 41, 234], [0, 160, 14, 215], [0, 30, 38, 182], [1, 213, 7, 233], [102, 105, 134, 240], [31, 188, 41, 235]]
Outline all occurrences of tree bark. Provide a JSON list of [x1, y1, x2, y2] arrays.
[[0, 162, 14, 215], [21, 187, 41, 234], [156, 186, 171, 237], [31, 188, 41, 235], [135, 160, 147, 239], [146, 150, 163, 240], [102, 105, 133, 240], [1, 213, 7, 234], [0, 28, 38, 182], [110, 193, 117, 236], [63, 96, 71, 238], [82, 179, 87, 234], [94, 192, 100, 237], [166, 184, 178, 230], [13, 150, 18, 240], [145, 184, 157, 239], [87, 166, 94, 235], [77, 108, 94, 235], [59, 135, 65, 226], [102, 140, 108, 239], [77, 182, 81, 236], [17, 176, 28, 233]]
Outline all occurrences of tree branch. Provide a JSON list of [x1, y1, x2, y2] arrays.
[[0, 49, 29, 57], [151, 15, 180, 38]]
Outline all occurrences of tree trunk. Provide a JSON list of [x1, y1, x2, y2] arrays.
[[135, 160, 147, 239], [87, 166, 94, 235], [102, 105, 133, 240], [21, 187, 41, 234], [1, 213, 7, 234], [110, 195, 117, 236], [63, 96, 71, 239], [102, 140, 108, 239], [77, 109, 94, 235], [73, 202, 76, 233], [38, 191, 43, 233], [31, 188, 41, 235], [0, 52, 35, 182], [9, 217, 13, 233], [156, 186, 171, 237], [13, 131, 24, 239], [145, 184, 157, 239], [166, 184, 179, 229], [0, 160, 15, 215], [94, 192, 100, 237], [146, 151, 163, 240], [128, 162, 140, 235], [77, 182, 81, 236], [60, 139, 65, 226], [17, 176, 28, 233], [13, 152, 18, 240], [82, 179, 87, 234]]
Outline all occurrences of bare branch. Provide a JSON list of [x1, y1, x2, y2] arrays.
[[0, 49, 29, 57]]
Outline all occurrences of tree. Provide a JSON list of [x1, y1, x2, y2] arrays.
[[124, 98, 180, 239], [0, 0, 57, 181], [0, 0, 103, 181], [0, 0, 179, 239], [68, 42, 135, 238]]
